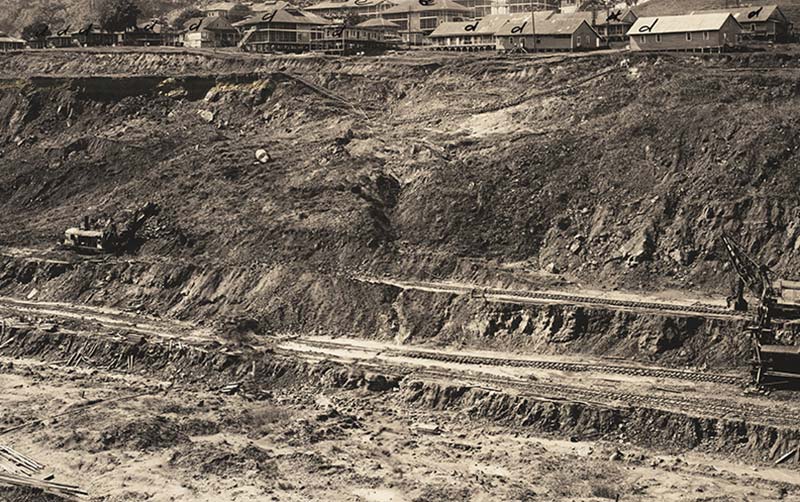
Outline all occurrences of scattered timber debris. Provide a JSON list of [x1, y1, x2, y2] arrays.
[[219, 382, 242, 395], [775, 447, 799, 466], [0, 471, 88, 499], [0, 445, 43, 477]]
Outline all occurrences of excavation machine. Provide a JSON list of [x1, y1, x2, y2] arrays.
[[63, 202, 159, 254], [721, 234, 800, 385]]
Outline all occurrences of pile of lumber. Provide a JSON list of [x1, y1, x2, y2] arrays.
[[0, 444, 88, 499], [0, 444, 43, 476]]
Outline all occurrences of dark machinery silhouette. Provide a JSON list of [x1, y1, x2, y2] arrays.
[[721, 233, 800, 385], [63, 202, 159, 254]]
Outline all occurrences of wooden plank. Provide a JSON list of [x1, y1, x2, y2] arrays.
[[0, 445, 44, 468], [0, 472, 88, 497], [775, 448, 797, 465]]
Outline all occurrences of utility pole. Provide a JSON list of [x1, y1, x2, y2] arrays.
[[531, 4, 537, 53]]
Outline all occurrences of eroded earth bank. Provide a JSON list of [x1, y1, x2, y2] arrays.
[[1, 48, 800, 501]]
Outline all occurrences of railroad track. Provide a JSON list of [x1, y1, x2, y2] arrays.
[[291, 338, 743, 386], [406, 367, 800, 428], [280, 342, 800, 427], [358, 277, 743, 318], [390, 350, 744, 386]]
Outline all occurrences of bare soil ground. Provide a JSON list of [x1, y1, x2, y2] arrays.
[[3, 49, 800, 500], [2, 353, 799, 502]]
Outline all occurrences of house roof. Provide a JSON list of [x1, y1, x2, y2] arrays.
[[689, 5, 785, 24], [429, 20, 475, 36], [474, 13, 538, 34], [495, 12, 592, 35], [0, 32, 24, 43], [356, 18, 401, 28], [429, 14, 535, 37], [131, 20, 173, 34], [70, 25, 114, 36], [557, 8, 637, 26], [250, 1, 290, 11], [235, 7, 331, 26], [183, 16, 238, 32], [306, 0, 392, 10], [627, 13, 738, 35], [202, 2, 242, 11], [381, 0, 470, 15]]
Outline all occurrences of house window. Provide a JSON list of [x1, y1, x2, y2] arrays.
[[420, 17, 438, 30], [703, 31, 710, 40], [576, 36, 582, 47], [751, 23, 756, 30], [639, 35, 646, 43], [686, 32, 692, 41], [656, 34, 661, 42]]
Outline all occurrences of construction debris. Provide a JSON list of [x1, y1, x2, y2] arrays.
[[0, 445, 43, 477], [775, 448, 798, 466], [0, 471, 88, 499]]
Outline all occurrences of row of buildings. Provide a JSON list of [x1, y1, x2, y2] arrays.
[[0, 1, 792, 54], [427, 5, 791, 52]]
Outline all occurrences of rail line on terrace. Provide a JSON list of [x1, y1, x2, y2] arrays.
[[289, 338, 744, 386], [355, 276, 745, 318], [280, 340, 798, 427]]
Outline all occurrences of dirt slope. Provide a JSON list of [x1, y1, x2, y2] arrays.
[[1, 50, 800, 363]]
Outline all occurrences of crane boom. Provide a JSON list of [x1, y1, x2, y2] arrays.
[[720, 233, 772, 303]]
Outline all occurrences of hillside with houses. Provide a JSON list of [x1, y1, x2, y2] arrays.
[[4, 0, 800, 497], [0, 0, 797, 54]]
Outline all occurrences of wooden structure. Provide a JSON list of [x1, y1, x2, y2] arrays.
[[495, 11, 600, 51], [305, 0, 397, 21], [46, 33, 75, 48], [121, 21, 181, 46], [236, 6, 329, 52], [490, 0, 559, 15], [428, 13, 530, 50], [356, 17, 402, 40], [381, 0, 472, 44], [557, 8, 638, 44], [627, 13, 742, 52], [315, 23, 398, 54], [182, 16, 240, 48], [72, 26, 117, 47], [690, 5, 791, 42], [0, 32, 25, 51], [201, 2, 247, 18]]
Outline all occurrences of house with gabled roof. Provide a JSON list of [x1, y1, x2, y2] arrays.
[[689, 5, 790, 41], [202, 2, 247, 18], [121, 20, 181, 46], [381, 0, 472, 44], [236, 5, 330, 52], [0, 32, 25, 51], [356, 17, 402, 39], [182, 16, 240, 47], [315, 18, 400, 54], [627, 13, 742, 52], [557, 8, 638, 44], [428, 12, 530, 49], [494, 11, 600, 51], [72, 25, 117, 47]]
